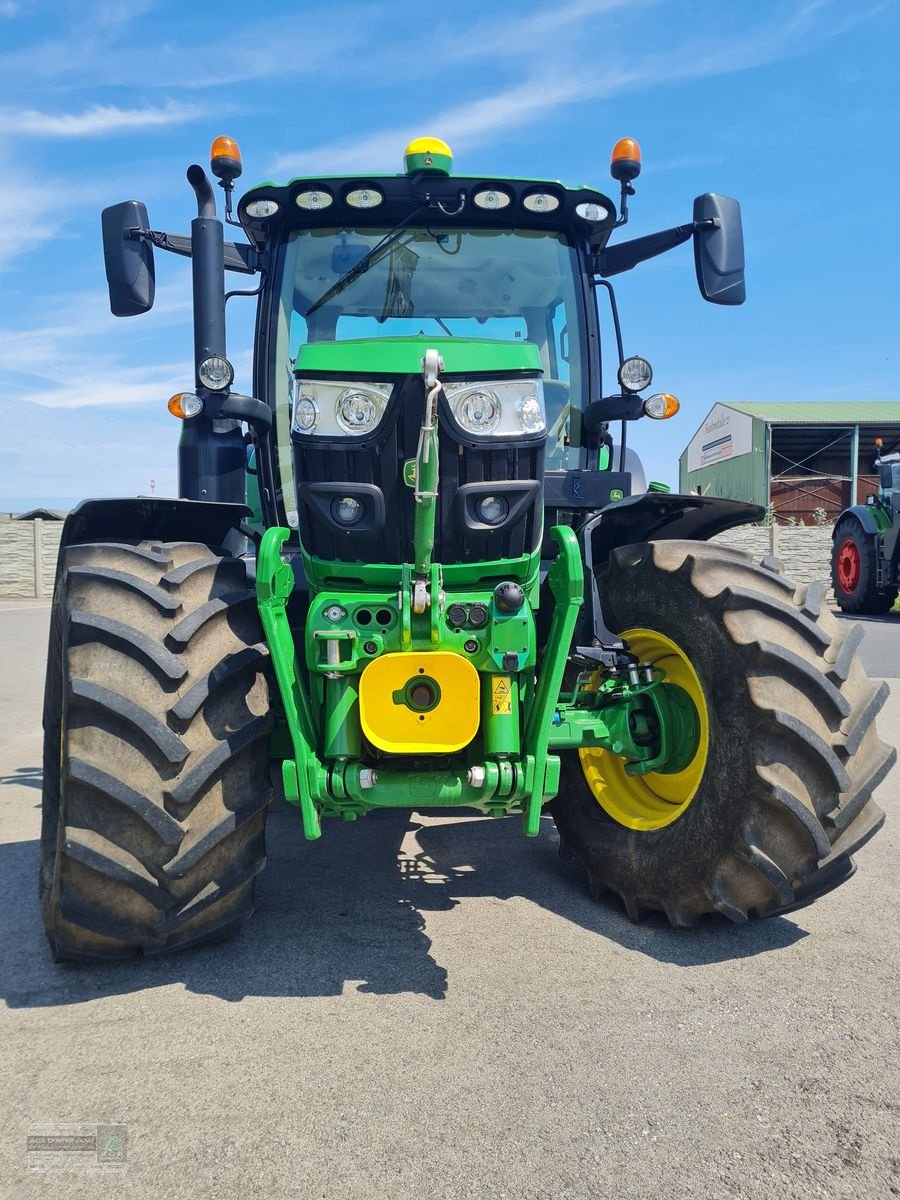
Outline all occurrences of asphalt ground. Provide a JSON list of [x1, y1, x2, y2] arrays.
[[1, 598, 897, 1199]]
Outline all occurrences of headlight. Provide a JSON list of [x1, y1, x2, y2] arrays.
[[618, 356, 653, 393], [455, 389, 500, 434], [293, 395, 318, 432], [337, 390, 380, 433], [518, 395, 544, 432], [475, 495, 509, 524], [292, 380, 392, 437], [331, 496, 364, 526], [198, 356, 233, 390], [443, 378, 546, 438]]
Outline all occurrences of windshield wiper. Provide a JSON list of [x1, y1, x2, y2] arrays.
[[304, 206, 427, 318]]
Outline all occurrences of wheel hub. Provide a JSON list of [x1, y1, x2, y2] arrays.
[[579, 628, 709, 831], [837, 538, 861, 593]]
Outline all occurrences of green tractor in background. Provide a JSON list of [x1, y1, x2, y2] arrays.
[[40, 134, 891, 960], [832, 438, 900, 613]]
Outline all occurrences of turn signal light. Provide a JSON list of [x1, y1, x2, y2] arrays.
[[643, 392, 680, 420], [168, 392, 203, 420], [210, 135, 242, 181], [611, 136, 641, 183]]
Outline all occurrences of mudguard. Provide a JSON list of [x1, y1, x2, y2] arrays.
[[56, 497, 251, 559], [587, 492, 764, 566], [831, 504, 885, 538]]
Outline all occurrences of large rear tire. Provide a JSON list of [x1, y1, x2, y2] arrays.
[[40, 539, 272, 960], [831, 516, 896, 614], [552, 540, 892, 924]]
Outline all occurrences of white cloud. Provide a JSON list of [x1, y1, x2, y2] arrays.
[[0, 277, 192, 405], [0, 396, 180, 509], [272, 1, 884, 178], [442, 0, 656, 61], [0, 163, 69, 269], [272, 75, 603, 176], [0, 8, 376, 89], [0, 100, 209, 138]]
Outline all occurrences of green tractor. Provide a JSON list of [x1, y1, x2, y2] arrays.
[[40, 133, 891, 959], [831, 440, 900, 614]]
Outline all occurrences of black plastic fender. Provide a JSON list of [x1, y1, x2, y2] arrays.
[[55, 497, 251, 561], [830, 504, 883, 539], [586, 492, 764, 567]]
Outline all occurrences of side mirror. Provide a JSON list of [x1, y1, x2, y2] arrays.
[[693, 193, 745, 305], [101, 201, 155, 317]]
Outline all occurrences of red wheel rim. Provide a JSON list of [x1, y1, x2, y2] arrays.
[[837, 538, 861, 592]]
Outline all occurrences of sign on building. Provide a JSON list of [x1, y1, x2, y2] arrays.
[[686, 404, 754, 473]]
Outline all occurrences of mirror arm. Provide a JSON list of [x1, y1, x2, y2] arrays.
[[128, 228, 260, 275], [595, 222, 696, 278], [584, 394, 645, 428]]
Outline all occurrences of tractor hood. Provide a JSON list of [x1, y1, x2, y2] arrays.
[[294, 337, 543, 379]]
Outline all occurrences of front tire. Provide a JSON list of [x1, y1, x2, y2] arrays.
[[831, 517, 896, 614], [40, 539, 273, 960], [552, 540, 892, 924]]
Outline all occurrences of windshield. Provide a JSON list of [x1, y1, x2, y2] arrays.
[[272, 225, 586, 466]]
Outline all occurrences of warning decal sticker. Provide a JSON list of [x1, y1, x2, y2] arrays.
[[491, 676, 512, 715]]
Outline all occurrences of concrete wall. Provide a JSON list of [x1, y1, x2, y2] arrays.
[[0, 514, 839, 602], [0, 519, 64, 598], [712, 523, 835, 596]]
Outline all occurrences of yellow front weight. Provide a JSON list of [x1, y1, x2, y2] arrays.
[[359, 651, 480, 754]]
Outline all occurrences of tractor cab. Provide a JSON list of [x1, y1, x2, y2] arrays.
[[239, 140, 645, 550], [876, 451, 900, 512]]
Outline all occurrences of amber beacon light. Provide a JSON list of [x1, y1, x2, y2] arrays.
[[610, 137, 642, 183], [210, 135, 242, 182]]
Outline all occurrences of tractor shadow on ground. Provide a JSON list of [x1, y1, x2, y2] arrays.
[[2, 792, 808, 1009], [0, 765, 43, 790]]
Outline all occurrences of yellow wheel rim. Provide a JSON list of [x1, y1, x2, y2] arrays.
[[579, 627, 709, 831]]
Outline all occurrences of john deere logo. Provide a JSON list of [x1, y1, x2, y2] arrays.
[[610, 488, 624, 501]]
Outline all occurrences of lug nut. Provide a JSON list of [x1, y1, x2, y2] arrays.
[[359, 768, 378, 790], [467, 766, 486, 788]]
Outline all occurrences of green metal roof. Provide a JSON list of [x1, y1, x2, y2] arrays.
[[722, 401, 900, 425]]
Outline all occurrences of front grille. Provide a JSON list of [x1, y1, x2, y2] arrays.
[[293, 375, 544, 565]]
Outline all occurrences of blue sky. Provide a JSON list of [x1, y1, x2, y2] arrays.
[[0, 0, 898, 509]]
